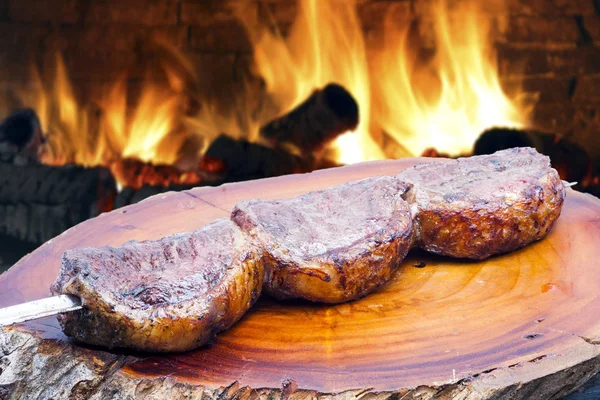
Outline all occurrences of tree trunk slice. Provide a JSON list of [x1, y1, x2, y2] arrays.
[[2, 158, 600, 399]]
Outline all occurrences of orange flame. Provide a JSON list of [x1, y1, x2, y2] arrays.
[[20, 52, 206, 187], [240, 0, 531, 161], [239, 0, 383, 163], [37, 55, 192, 167], [372, 0, 532, 156], [23, 55, 99, 166], [9, 0, 533, 178]]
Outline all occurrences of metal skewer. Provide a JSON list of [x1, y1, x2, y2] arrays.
[[0, 295, 82, 327]]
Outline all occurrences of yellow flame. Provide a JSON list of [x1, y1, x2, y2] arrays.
[[119, 86, 181, 163], [372, 0, 531, 156], [9, 0, 533, 173], [32, 55, 96, 165], [26, 54, 198, 169], [240, 0, 383, 163]]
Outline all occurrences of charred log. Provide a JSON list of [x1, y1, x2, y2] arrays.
[[204, 134, 338, 183], [0, 203, 72, 244], [0, 163, 116, 244], [0, 164, 115, 207], [112, 131, 344, 208], [259, 83, 359, 155]]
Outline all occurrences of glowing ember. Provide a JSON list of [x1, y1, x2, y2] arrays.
[[110, 158, 203, 190]]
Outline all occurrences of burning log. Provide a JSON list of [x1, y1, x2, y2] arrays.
[[204, 134, 339, 183], [0, 108, 43, 165], [112, 130, 342, 208], [259, 83, 359, 155], [0, 163, 116, 244], [109, 157, 229, 208]]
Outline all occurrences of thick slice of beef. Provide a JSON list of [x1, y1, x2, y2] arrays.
[[50, 218, 263, 352], [231, 176, 414, 303], [398, 147, 566, 260]]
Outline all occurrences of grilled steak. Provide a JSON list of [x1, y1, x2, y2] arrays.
[[231, 176, 414, 303], [50, 218, 263, 352], [398, 147, 566, 260]]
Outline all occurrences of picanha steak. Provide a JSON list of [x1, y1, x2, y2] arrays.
[[398, 147, 566, 260], [231, 176, 414, 303], [50, 218, 263, 352], [45, 147, 566, 352]]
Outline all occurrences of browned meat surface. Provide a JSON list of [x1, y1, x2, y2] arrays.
[[50, 218, 263, 352], [398, 147, 566, 260], [231, 176, 414, 303]]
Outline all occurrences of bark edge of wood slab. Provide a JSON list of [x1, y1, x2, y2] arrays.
[[2, 158, 600, 399]]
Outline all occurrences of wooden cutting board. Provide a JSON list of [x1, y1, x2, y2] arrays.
[[1, 158, 600, 399]]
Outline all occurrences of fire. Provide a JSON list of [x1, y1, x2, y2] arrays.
[[8, 0, 533, 182], [238, 0, 383, 163], [15, 45, 255, 189], [16, 51, 210, 188], [33, 55, 193, 168], [241, 0, 531, 160], [234, 0, 533, 162], [372, 0, 532, 156], [23, 56, 99, 166]]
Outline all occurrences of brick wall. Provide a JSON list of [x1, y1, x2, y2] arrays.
[[1, 0, 600, 157]]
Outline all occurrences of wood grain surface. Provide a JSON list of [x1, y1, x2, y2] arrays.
[[1, 158, 600, 399]]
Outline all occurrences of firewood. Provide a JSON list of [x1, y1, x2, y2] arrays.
[[0, 203, 73, 244], [259, 83, 359, 154], [0, 163, 116, 243], [0, 108, 41, 147], [0, 164, 115, 206]]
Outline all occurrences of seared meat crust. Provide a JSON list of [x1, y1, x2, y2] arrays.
[[398, 148, 566, 260], [231, 176, 414, 303], [50, 218, 263, 352], [48, 147, 566, 353]]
